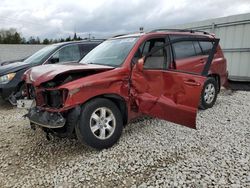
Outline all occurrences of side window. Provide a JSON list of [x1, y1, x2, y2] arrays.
[[199, 41, 213, 55], [172, 41, 196, 59], [51, 45, 81, 63], [193, 41, 203, 56], [143, 38, 166, 69], [79, 43, 98, 57], [141, 41, 150, 56]]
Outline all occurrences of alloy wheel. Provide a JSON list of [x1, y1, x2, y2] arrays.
[[89, 107, 116, 140]]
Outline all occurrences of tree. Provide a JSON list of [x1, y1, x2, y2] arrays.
[[0, 28, 104, 44], [43, 38, 50, 44], [28, 36, 36, 44], [77, 36, 82, 40], [73, 32, 77, 40], [13, 32, 22, 44], [0, 28, 23, 44], [36, 37, 41, 44], [21, 37, 26, 44], [65, 36, 71, 42]]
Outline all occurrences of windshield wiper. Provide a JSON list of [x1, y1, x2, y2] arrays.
[[83, 62, 116, 67]]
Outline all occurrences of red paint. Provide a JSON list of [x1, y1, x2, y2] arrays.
[[24, 64, 114, 86], [131, 66, 206, 128], [23, 31, 228, 129]]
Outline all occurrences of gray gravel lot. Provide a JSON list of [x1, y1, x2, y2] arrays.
[[0, 90, 249, 187], [0, 44, 47, 63]]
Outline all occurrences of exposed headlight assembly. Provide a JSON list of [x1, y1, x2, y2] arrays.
[[0, 73, 16, 84]]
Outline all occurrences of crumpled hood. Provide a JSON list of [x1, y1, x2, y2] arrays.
[[24, 63, 115, 86]]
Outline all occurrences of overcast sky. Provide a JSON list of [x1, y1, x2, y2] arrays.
[[0, 0, 249, 39]]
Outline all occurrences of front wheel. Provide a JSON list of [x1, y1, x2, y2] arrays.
[[76, 98, 123, 149], [199, 77, 218, 110], [9, 84, 26, 105]]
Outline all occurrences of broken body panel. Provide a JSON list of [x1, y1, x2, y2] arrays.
[[23, 32, 225, 134]]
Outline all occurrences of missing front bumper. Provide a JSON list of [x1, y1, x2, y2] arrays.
[[27, 107, 66, 128]]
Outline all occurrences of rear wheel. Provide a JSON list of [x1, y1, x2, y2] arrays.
[[76, 98, 123, 149], [199, 77, 218, 110]]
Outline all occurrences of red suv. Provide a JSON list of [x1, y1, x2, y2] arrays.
[[22, 29, 228, 149]]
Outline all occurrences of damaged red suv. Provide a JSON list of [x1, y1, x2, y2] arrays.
[[22, 29, 228, 149]]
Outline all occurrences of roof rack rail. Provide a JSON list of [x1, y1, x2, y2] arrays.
[[149, 28, 211, 35], [79, 39, 106, 42], [111, 32, 144, 38], [112, 34, 127, 38]]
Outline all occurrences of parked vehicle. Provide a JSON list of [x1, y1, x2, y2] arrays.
[[0, 40, 102, 104], [0, 57, 28, 66], [22, 29, 228, 149]]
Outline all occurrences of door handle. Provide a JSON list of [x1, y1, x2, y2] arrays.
[[184, 80, 201, 86]]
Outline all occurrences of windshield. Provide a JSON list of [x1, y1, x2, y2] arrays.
[[80, 37, 138, 66], [23, 45, 59, 64]]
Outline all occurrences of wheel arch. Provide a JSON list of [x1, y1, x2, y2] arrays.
[[208, 73, 220, 92], [83, 93, 128, 126]]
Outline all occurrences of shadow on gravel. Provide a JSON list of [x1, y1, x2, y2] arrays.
[[27, 132, 94, 153], [0, 98, 14, 110], [16, 134, 96, 168], [228, 80, 250, 91], [21, 119, 153, 162]]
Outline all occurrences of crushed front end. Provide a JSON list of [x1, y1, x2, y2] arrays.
[[23, 71, 84, 138], [22, 64, 115, 138], [24, 84, 80, 138], [27, 107, 66, 128]]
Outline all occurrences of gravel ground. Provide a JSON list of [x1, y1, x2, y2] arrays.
[[0, 90, 249, 187]]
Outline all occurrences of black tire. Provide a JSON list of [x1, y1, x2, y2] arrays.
[[49, 106, 81, 138], [199, 77, 218, 110], [76, 98, 123, 149], [9, 83, 26, 105], [15, 83, 26, 100]]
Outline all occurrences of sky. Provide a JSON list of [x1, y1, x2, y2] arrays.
[[0, 0, 250, 39]]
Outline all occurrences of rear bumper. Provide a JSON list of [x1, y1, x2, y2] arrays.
[[27, 107, 66, 128]]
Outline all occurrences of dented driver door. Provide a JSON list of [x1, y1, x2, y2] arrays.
[[131, 37, 219, 129], [131, 60, 206, 129]]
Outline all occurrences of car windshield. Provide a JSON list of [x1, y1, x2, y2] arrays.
[[80, 37, 138, 67], [23, 45, 59, 64]]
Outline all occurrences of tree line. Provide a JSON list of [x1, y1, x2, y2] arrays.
[[0, 28, 94, 44]]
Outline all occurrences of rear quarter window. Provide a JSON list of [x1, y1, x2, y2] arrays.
[[199, 41, 213, 55], [193, 41, 203, 56], [172, 41, 196, 59]]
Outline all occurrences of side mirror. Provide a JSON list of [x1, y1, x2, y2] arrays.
[[49, 57, 59, 64], [136, 57, 145, 72]]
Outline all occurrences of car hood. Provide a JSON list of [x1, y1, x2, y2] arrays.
[[25, 63, 115, 86], [0, 61, 31, 76]]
